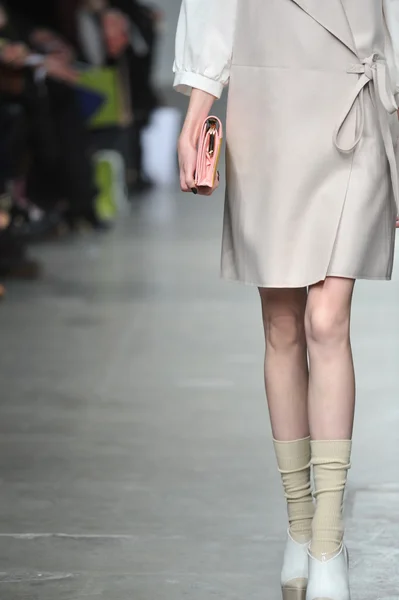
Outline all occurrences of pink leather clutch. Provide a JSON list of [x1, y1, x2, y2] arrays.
[[195, 116, 223, 189]]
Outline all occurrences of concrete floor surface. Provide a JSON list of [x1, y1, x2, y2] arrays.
[[0, 186, 398, 599]]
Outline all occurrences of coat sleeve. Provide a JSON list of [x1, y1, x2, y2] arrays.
[[173, 0, 237, 99], [384, 0, 399, 99]]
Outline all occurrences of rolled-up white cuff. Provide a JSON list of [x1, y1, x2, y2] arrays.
[[173, 71, 224, 99]]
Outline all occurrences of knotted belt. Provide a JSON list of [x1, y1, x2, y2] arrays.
[[333, 53, 399, 211]]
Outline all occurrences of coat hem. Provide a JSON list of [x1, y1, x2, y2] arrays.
[[220, 272, 392, 289]]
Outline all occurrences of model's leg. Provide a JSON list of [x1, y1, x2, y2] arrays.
[[260, 288, 313, 599], [305, 277, 355, 600], [260, 287, 310, 442], [306, 277, 355, 442]]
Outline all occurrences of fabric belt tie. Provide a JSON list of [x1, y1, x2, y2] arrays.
[[333, 53, 399, 211]]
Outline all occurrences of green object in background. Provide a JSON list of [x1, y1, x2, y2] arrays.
[[77, 67, 122, 129], [94, 158, 117, 221]]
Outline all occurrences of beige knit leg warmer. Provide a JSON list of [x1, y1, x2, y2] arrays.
[[310, 440, 352, 559], [274, 437, 314, 542]]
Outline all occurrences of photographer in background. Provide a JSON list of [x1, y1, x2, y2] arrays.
[[77, 0, 161, 195], [110, 0, 161, 194], [0, 0, 108, 231]]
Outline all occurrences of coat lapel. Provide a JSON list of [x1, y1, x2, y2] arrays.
[[290, 0, 357, 55]]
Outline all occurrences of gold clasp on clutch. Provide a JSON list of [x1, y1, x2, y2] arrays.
[[208, 119, 217, 156]]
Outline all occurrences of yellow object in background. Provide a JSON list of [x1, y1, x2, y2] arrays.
[[94, 156, 117, 221], [77, 67, 124, 129]]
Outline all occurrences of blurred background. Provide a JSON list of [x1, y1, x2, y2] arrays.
[[0, 2, 398, 599], [0, 0, 188, 286]]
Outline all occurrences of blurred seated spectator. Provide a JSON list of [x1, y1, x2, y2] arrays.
[[0, 0, 109, 230], [0, 13, 41, 282], [77, 0, 134, 196], [111, 0, 161, 194], [0, 0, 121, 292], [77, 0, 160, 195]]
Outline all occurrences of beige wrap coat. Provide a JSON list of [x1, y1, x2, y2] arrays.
[[174, 0, 399, 287]]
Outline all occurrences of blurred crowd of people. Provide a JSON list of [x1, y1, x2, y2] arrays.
[[0, 0, 161, 298]]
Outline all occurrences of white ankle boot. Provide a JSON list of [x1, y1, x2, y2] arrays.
[[281, 531, 309, 600], [306, 545, 350, 600]]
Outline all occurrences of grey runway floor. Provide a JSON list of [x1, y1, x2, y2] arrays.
[[0, 186, 398, 599]]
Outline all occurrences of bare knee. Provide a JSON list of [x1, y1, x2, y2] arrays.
[[260, 289, 306, 352], [266, 313, 306, 351], [305, 299, 351, 349]]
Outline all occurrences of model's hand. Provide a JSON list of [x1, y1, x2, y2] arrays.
[[396, 216, 399, 228], [178, 136, 198, 193], [178, 89, 218, 196]]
